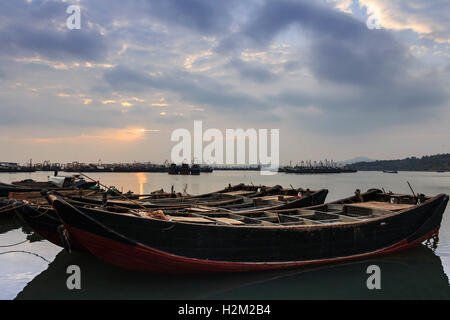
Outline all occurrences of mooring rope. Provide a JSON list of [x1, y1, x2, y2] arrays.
[[0, 250, 50, 263], [0, 239, 29, 248]]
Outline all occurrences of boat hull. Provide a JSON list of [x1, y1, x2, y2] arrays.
[[14, 203, 86, 251], [51, 193, 449, 274]]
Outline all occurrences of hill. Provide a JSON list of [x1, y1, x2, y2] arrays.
[[348, 154, 450, 172], [339, 157, 376, 165]]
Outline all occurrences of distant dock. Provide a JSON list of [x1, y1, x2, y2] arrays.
[[282, 166, 357, 174]]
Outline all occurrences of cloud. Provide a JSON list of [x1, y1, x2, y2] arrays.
[[221, 0, 414, 87], [0, 24, 108, 62], [357, 0, 450, 43], [2, 127, 159, 144], [227, 57, 279, 83], [0, 0, 108, 62], [146, 0, 236, 34], [85, 0, 237, 35], [103, 66, 271, 112]]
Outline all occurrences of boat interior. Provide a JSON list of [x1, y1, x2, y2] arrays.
[[124, 192, 428, 227], [11, 187, 430, 228]]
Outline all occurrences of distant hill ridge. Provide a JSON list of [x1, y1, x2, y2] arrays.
[[339, 157, 375, 165], [348, 153, 450, 172]]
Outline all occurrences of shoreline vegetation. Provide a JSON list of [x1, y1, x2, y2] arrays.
[[348, 153, 450, 172]]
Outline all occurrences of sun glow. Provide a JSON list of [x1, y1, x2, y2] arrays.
[[3, 128, 160, 144]]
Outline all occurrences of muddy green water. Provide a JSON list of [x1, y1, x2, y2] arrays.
[[1, 171, 449, 299]]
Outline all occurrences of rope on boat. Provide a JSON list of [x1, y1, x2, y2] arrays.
[[0, 202, 27, 214], [28, 205, 52, 219], [0, 239, 29, 248], [0, 250, 50, 263]]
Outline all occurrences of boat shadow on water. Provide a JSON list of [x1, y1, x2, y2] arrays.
[[14, 243, 450, 300]]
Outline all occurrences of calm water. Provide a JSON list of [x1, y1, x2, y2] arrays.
[[1, 171, 449, 299]]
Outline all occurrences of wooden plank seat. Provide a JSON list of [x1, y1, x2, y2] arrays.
[[344, 201, 415, 211]]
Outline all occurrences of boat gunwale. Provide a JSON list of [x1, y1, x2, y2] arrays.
[[50, 192, 449, 231]]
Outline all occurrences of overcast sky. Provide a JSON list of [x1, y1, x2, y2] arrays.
[[0, 0, 448, 165]]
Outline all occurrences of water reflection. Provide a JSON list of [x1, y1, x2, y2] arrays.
[[15, 245, 450, 300], [135, 172, 147, 196], [0, 216, 21, 235]]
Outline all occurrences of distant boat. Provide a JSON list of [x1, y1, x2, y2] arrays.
[[200, 166, 213, 173], [168, 164, 179, 175], [383, 170, 398, 174], [190, 164, 200, 175], [179, 163, 190, 175]]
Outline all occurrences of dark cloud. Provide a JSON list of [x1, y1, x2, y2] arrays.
[[0, 0, 108, 62], [85, 0, 236, 35], [272, 74, 449, 133], [220, 0, 412, 87], [147, 0, 236, 34], [210, 0, 449, 133], [227, 58, 279, 83], [0, 24, 108, 62], [103, 66, 271, 112]]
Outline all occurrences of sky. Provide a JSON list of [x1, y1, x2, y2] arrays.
[[0, 0, 449, 165]]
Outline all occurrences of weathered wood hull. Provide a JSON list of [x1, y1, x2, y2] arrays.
[[13, 203, 87, 251], [51, 193, 448, 274], [12, 189, 328, 252]]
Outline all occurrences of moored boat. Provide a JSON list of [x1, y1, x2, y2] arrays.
[[179, 163, 190, 175], [0, 175, 97, 197], [66, 184, 327, 210], [47, 189, 448, 274], [168, 164, 179, 175], [190, 164, 201, 175], [11, 185, 327, 251]]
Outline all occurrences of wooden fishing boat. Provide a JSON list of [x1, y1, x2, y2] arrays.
[[67, 192, 246, 209], [0, 177, 96, 197], [66, 185, 327, 210], [48, 189, 448, 273], [13, 202, 86, 251], [217, 187, 328, 212], [12, 175, 97, 189], [11, 186, 327, 251]]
